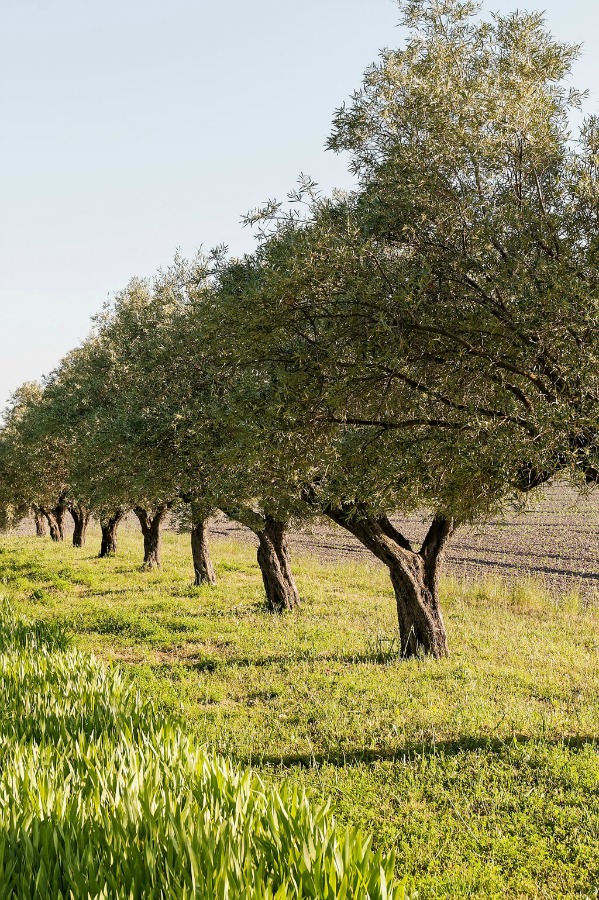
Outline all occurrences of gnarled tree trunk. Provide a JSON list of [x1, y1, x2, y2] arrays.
[[256, 516, 300, 612], [99, 509, 125, 557], [41, 495, 68, 542], [221, 506, 300, 613], [44, 511, 62, 542], [69, 502, 91, 548], [32, 506, 46, 537], [191, 518, 216, 585], [133, 504, 171, 569], [325, 504, 454, 659]]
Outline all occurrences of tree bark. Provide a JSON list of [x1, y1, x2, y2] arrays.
[[44, 511, 62, 542], [221, 506, 300, 612], [99, 509, 125, 557], [32, 506, 46, 537], [41, 495, 68, 542], [190, 518, 217, 585], [324, 504, 454, 659], [69, 502, 91, 548], [256, 516, 301, 612], [133, 504, 170, 569]]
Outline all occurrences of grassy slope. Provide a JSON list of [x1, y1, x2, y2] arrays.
[[1, 525, 598, 899]]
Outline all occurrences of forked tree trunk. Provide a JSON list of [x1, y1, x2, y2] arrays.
[[191, 519, 216, 585], [325, 505, 454, 659], [69, 503, 91, 548], [41, 496, 68, 542], [133, 504, 170, 569], [99, 509, 125, 557], [44, 512, 62, 542], [256, 516, 300, 612], [32, 506, 46, 537]]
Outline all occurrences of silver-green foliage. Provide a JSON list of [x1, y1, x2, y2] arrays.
[[0, 603, 405, 899]]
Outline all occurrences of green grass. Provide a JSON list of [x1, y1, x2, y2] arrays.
[[1, 525, 598, 898], [0, 602, 403, 899]]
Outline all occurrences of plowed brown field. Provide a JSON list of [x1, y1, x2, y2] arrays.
[[209, 483, 598, 600]]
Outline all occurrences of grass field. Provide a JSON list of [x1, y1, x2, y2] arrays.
[[1, 524, 598, 898]]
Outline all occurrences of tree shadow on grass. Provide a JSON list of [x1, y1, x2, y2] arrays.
[[248, 734, 599, 771], [179, 647, 407, 672]]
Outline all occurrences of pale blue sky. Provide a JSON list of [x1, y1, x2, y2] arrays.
[[1, 0, 597, 409]]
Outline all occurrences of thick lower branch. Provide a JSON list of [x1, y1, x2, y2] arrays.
[[221, 506, 300, 612], [41, 495, 68, 542], [32, 505, 46, 537]]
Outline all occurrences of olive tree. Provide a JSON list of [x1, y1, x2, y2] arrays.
[[53, 252, 305, 605], [134, 252, 311, 609], [40, 343, 129, 555], [218, 0, 598, 657], [49, 281, 185, 569], [0, 383, 72, 541], [211, 232, 488, 658]]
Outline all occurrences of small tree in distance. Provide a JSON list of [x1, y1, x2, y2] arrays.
[[0, 383, 72, 542]]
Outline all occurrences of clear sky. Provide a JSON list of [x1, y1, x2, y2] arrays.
[[1, 0, 598, 410]]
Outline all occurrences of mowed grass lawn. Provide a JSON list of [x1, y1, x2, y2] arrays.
[[1, 525, 598, 899]]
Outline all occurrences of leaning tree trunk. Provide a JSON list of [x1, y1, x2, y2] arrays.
[[69, 503, 91, 548], [256, 516, 300, 613], [133, 504, 170, 569], [99, 509, 125, 557], [32, 506, 46, 537], [325, 504, 454, 659], [190, 518, 216, 586]]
